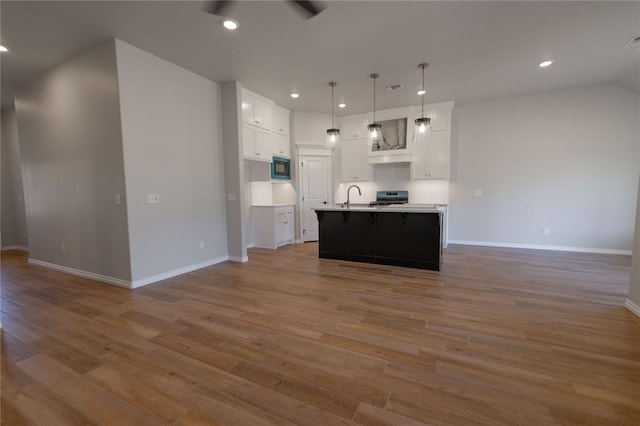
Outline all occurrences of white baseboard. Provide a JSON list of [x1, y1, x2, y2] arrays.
[[447, 240, 631, 256], [131, 256, 229, 288], [228, 255, 249, 263], [2, 245, 29, 252], [247, 243, 255, 249], [625, 299, 640, 318], [29, 256, 231, 289], [28, 258, 131, 288]]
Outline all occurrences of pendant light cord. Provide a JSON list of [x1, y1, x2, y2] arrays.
[[373, 75, 376, 123], [421, 64, 425, 118], [331, 83, 335, 129], [370, 73, 379, 124]]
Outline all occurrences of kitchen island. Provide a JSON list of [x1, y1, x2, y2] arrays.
[[314, 205, 442, 271]]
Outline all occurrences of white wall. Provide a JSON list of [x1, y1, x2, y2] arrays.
[[14, 40, 132, 280], [115, 40, 227, 282], [450, 84, 639, 252], [1, 106, 28, 249]]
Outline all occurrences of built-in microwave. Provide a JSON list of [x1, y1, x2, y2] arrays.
[[271, 156, 291, 180]]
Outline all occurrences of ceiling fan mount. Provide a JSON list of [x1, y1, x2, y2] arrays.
[[203, 0, 326, 20]]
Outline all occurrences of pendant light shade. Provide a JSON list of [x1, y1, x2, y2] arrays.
[[414, 63, 432, 142], [325, 82, 340, 150], [367, 73, 383, 148]]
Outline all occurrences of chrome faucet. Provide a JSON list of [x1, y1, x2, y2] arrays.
[[346, 185, 362, 207]]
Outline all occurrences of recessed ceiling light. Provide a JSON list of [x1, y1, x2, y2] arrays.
[[0, 45, 8, 52], [539, 60, 553, 68], [338, 103, 346, 108], [222, 19, 239, 30], [290, 93, 299, 99], [417, 90, 426, 96]]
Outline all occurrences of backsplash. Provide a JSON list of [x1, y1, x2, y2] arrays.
[[335, 163, 449, 204]]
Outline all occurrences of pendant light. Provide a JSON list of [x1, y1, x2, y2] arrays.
[[326, 81, 340, 150], [414, 63, 432, 141], [367, 73, 383, 148]]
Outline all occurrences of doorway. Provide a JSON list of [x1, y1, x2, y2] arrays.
[[299, 155, 331, 242]]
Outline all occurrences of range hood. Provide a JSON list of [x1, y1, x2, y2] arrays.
[[369, 152, 412, 164], [367, 116, 412, 164]]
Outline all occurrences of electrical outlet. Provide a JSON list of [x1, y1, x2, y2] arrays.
[[474, 190, 483, 197], [199, 241, 205, 249], [543, 227, 550, 236], [115, 194, 121, 205], [61, 244, 66, 254], [146, 194, 160, 204]]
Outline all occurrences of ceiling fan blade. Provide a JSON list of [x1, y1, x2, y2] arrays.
[[289, 1, 326, 19], [203, 0, 234, 16]]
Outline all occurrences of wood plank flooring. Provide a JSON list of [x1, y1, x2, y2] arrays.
[[1, 244, 639, 425]]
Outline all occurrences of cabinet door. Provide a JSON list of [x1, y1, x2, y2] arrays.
[[427, 109, 449, 132], [271, 106, 290, 136], [253, 98, 271, 130], [317, 211, 347, 257], [411, 132, 449, 179], [341, 140, 371, 182], [341, 115, 369, 140], [276, 220, 288, 246], [346, 212, 375, 259], [404, 213, 440, 268], [254, 129, 271, 161], [243, 125, 256, 159], [271, 134, 290, 158], [374, 213, 405, 261], [241, 97, 255, 125], [427, 132, 448, 179]]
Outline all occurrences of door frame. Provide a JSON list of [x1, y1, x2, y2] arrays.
[[297, 148, 333, 243]]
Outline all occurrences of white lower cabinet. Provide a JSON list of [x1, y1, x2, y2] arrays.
[[252, 205, 294, 249]]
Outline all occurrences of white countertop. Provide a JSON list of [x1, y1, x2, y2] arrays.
[[252, 204, 295, 207], [314, 204, 443, 213]]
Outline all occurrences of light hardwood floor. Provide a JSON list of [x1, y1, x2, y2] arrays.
[[1, 244, 639, 425]]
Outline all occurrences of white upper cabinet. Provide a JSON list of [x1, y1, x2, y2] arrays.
[[242, 90, 272, 130], [410, 103, 453, 180], [243, 125, 272, 162], [241, 88, 291, 162], [341, 140, 372, 182], [271, 105, 290, 136], [340, 115, 369, 141], [271, 133, 290, 158]]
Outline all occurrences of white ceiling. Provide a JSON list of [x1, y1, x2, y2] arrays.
[[2, 1, 639, 114]]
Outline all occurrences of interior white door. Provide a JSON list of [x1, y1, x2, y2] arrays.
[[300, 156, 330, 242]]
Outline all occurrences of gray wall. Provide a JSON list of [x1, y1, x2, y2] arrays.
[[450, 84, 639, 252], [628, 173, 640, 309], [221, 82, 247, 261], [115, 40, 227, 282], [14, 40, 131, 280], [1, 106, 28, 249]]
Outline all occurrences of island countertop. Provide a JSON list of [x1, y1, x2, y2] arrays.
[[313, 204, 444, 214]]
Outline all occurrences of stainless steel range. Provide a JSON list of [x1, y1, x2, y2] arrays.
[[369, 191, 409, 206]]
